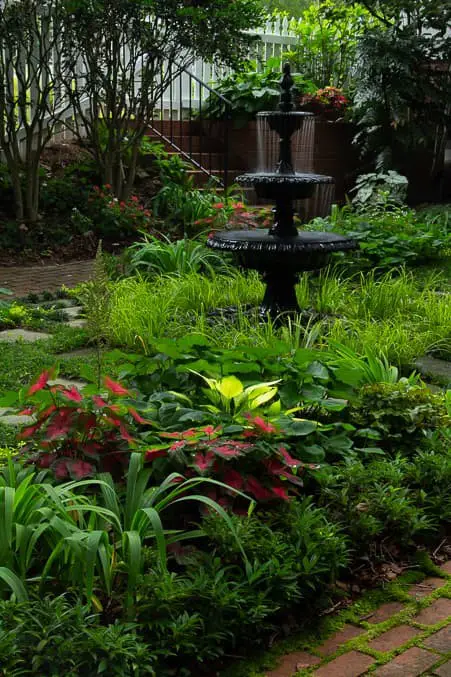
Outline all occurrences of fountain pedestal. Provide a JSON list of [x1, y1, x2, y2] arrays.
[[206, 63, 357, 319]]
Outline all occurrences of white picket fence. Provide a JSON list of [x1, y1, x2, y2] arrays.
[[162, 17, 300, 114]]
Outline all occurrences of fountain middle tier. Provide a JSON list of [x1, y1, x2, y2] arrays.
[[237, 172, 334, 201]]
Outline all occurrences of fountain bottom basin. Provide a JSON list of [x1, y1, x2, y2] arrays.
[[207, 229, 357, 316]]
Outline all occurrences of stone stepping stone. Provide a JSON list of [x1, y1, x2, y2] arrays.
[[415, 356, 451, 385], [67, 319, 87, 328], [0, 329, 51, 343], [57, 348, 95, 360], [49, 378, 86, 391], [63, 306, 83, 319], [0, 407, 34, 427]]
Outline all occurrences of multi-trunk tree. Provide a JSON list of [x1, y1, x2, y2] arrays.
[[0, 0, 70, 223], [60, 0, 263, 200]]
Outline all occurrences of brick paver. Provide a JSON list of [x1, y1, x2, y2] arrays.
[[408, 578, 446, 600], [414, 598, 451, 626], [258, 566, 451, 677], [366, 602, 405, 624], [314, 651, 374, 676], [317, 625, 364, 656], [423, 625, 451, 653], [433, 660, 451, 676], [0, 260, 94, 297], [373, 647, 439, 676], [368, 625, 420, 652], [265, 651, 320, 676]]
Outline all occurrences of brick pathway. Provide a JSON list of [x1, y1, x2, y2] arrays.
[[0, 259, 94, 297], [266, 561, 451, 677]]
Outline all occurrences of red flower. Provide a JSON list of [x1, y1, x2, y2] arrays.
[[213, 202, 224, 209], [104, 183, 112, 190], [232, 201, 245, 210], [131, 195, 139, 202], [119, 201, 126, 209], [104, 377, 130, 396], [62, 387, 83, 402], [28, 370, 50, 395]]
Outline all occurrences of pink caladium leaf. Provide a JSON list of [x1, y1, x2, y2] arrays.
[[213, 444, 244, 459], [68, 460, 94, 479], [28, 370, 51, 396], [223, 468, 243, 490], [246, 475, 273, 501], [45, 409, 75, 440], [54, 460, 69, 479], [245, 415, 277, 434], [279, 446, 304, 468], [104, 377, 130, 396], [62, 387, 83, 403], [272, 485, 290, 500], [93, 395, 108, 408], [193, 451, 215, 473], [129, 407, 150, 425]]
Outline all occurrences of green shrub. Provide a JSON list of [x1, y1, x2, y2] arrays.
[[309, 205, 451, 270], [202, 57, 316, 126], [0, 595, 155, 676], [135, 502, 349, 666], [319, 456, 435, 551], [348, 382, 449, 454]]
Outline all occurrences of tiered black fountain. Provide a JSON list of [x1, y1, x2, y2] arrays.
[[207, 63, 357, 318]]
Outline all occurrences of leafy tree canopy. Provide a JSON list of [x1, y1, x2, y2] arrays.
[[263, 0, 311, 18]]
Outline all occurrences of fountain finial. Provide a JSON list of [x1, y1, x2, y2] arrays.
[[279, 62, 294, 112]]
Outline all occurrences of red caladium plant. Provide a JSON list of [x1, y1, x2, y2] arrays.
[[15, 371, 151, 480], [145, 417, 319, 506]]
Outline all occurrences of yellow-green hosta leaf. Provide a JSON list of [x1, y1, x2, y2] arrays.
[[248, 388, 278, 410], [215, 375, 243, 399], [267, 399, 282, 415], [245, 380, 281, 396]]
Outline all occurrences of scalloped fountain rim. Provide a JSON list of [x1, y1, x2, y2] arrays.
[[236, 172, 335, 186]]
